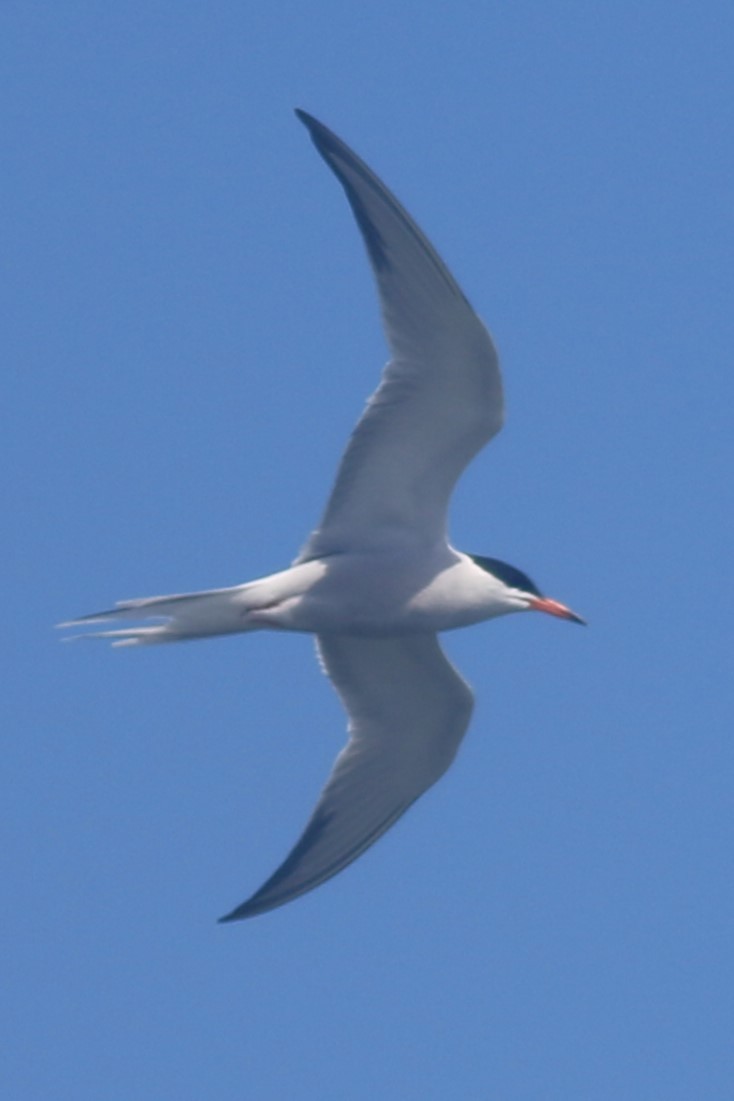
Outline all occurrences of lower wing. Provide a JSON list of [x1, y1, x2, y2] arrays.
[[220, 632, 474, 921]]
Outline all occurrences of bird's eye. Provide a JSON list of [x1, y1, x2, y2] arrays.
[[468, 555, 543, 598]]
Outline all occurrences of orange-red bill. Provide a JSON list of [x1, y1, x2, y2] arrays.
[[528, 596, 586, 625]]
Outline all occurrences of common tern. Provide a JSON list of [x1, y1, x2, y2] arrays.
[[62, 110, 584, 921]]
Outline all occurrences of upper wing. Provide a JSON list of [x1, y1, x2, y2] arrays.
[[294, 110, 503, 560], [219, 633, 474, 921]]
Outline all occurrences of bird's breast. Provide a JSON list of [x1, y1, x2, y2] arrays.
[[267, 549, 509, 635]]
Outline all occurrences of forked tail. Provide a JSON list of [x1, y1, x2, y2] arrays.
[[58, 585, 254, 647]]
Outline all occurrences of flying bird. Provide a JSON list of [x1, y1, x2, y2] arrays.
[[61, 110, 584, 921]]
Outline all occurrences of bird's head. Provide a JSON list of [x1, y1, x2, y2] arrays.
[[468, 554, 586, 625]]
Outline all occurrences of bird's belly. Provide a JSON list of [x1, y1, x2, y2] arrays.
[[261, 551, 508, 635]]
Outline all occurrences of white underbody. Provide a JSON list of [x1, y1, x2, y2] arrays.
[[74, 547, 523, 646]]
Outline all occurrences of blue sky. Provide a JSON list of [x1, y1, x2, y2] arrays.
[[5, 2, 733, 1097]]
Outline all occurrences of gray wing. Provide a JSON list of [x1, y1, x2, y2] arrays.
[[219, 633, 474, 921], [294, 110, 503, 560]]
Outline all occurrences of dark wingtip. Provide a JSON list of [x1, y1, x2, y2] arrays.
[[293, 109, 342, 159], [217, 910, 240, 925], [294, 108, 322, 135], [217, 902, 254, 924], [217, 895, 270, 923]]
